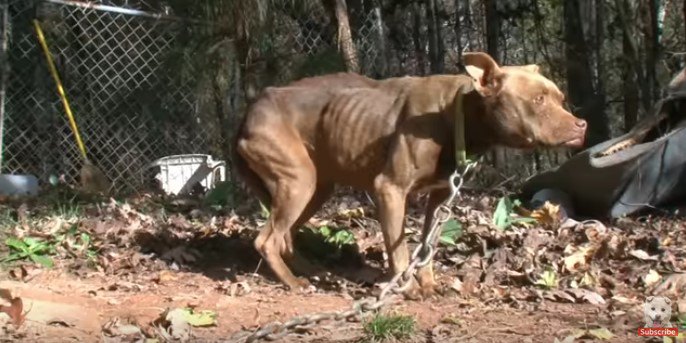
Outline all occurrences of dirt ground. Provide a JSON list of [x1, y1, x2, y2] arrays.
[[0, 272, 649, 342], [0, 185, 683, 342]]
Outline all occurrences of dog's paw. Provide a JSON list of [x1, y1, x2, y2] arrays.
[[285, 276, 314, 292], [400, 281, 424, 301], [419, 282, 442, 300]]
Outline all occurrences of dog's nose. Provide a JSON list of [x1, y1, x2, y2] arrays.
[[575, 119, 587, 130]]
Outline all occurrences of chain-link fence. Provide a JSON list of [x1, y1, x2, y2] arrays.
[[0, 0, 565, 196], [1, 0, 227, 194], [0, 0, 390, 195]]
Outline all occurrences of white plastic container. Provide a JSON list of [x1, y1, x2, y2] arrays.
[[0, 174, 39, 196], [149, 154, 226, 195]]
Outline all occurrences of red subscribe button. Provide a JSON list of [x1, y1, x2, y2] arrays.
[[638, 327, 679, 337]]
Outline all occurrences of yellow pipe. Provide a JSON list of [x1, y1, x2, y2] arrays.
[[33, 19, 88, 161]]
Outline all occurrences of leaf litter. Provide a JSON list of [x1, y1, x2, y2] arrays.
[[0, 289, 25, 328], [0, 186, 685, 341]]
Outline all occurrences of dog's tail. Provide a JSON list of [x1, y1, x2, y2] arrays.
[[231, 117, 272, 209]]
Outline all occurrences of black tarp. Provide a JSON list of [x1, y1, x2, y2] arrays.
[[520, 92, 686, 220]]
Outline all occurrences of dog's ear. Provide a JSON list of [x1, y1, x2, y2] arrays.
[[646, 296, 654, 302], [665, 297, 672, 304], [521, 64, 540, 74], [462, 52, 503, 96]]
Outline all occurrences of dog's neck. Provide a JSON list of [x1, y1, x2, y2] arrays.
[[400, 74, 505, 156], [461, 90, 501, 155]]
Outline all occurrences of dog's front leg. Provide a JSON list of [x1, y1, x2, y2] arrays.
[[373, 175, 419, 299], [415, 188, 450, 298]]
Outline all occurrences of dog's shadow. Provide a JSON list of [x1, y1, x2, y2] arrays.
[[131, 197, 386, 292]]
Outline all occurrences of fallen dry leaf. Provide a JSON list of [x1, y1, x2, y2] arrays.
[[102, 317, 146, 343], [439, 314, 462, 326], [611, 295, 635, 304], [654, 273, 686, 296], [154, 307, 217, 341], [529, 201, 561, 227], [17, 203, 31, 234], [549, 290, 576, 303], [553, 335, 577, 343], [8, 265, 42, 283], [455, 253, 482, 295], [629, 249, 658, 261], [335, 207, 365, 220], [230, 282, 251, 297], [564, 245, 593, 273], [216, 281, 252, 297], [0, 289, 26, 328], [565, 288, 606, 306], [450, 278, 464, 293], [154, 308, 191, 341], [588, 327, 614, 340], [644, 269, 662, 287], [154, 270, 178, 285]]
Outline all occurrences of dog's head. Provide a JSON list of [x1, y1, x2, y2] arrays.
[[462, 52, 587, 149], [644, 296, 672, 325]]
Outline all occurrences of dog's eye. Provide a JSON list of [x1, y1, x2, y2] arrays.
[[662, 308, 666, 312], [652, 307, 656, 311], [534, 95, 545, 105]]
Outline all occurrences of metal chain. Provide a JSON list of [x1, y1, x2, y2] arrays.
[[226, 162, 477, 343]]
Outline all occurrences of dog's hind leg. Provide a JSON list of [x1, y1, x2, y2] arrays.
[[238, 133, 317, 291], [283, 183, 335, 276], [416, 188, 450, 298]]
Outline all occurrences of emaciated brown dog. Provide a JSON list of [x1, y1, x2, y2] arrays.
[[233, 52, 587, 298]]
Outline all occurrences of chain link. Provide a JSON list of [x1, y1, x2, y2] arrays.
[[227, 162, 476, 343]]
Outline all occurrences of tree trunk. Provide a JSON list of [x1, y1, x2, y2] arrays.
[[482, 0, 506, 169], [616, 0, 648, 117], [425, 0, 444, 74], [618, 0, 639, 132], [564, 0, 609, 147], [464, 0, 475, 49], [412, 2, 426, 75], [641, 0, 660, 110], [373, 6, 388, 77], [622, 27, 639, 132], [325, 0, 359, 73], [484, 0, 500, 61], [594, 0, 606, 131], [453, 0, 462, 61]]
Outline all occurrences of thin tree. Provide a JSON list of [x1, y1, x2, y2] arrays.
[[425, 0, 444, 73], [324, 0, 360, 73], [642, 0, 660, 108], [564, 0, 609, 147], [617, 0, 640, 131], [413, 2, 426, 75]]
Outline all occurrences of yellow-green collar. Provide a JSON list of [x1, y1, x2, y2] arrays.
[[454, 89, 471, 170]]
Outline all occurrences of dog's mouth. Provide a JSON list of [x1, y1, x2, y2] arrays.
[[562, 137, 584, 148]]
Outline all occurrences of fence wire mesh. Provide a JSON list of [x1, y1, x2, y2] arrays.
[[1, 0, 226, 194], [0, 0, 555, 196], [0, 0, 389, 195]]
